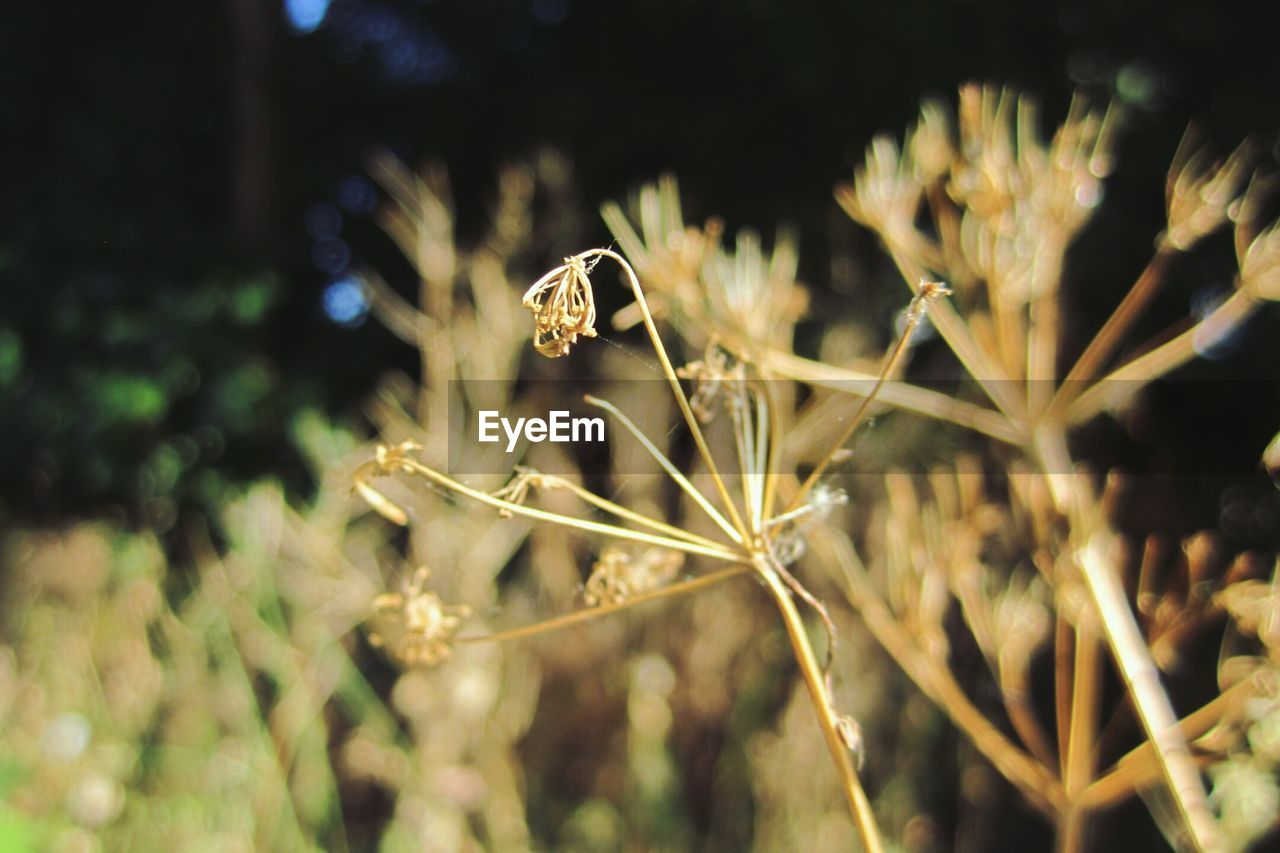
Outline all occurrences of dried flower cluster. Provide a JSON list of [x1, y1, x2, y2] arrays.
[[369, 567, 471, 666], [521, 254, 599, 356], [341, 85, 1279, 852]]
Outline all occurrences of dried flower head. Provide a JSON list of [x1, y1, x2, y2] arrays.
[[842, 134, 925, 252], [491, 465, 554, 517], [369, 567, 471, 667], [1216, 567, 1280, 656], [769, 484, 849, 566], [522, 253, 599, 357], [1239, 220, 1280, 303], [352, 440, 424, 525], [1166, 135, 1252, 251], [697, 226, 809, 350], [583, 545, 684, 607], [676, 342, 744, 423], [909, 100, 955, 185]]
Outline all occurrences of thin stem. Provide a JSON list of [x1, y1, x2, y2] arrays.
[[456, 565, 753, 645], [1077, 533, 1222, 852], [1054, 614, 1074, 777], [881, 241, 1029, 426], [754, 552, 884, 853], [582, 248, 750, 540], [390, 457, 743, 563], [1064, 288, 1257, 426], [1033, 426, 1222, 850], [1061, 617, 1102, 853], [761, 379, 784, 521], [817, 528, 1067, 816], [787, 285, 940, 513], [1064, 618, 1102, 798], [1047, 245, 1174, 421], [997, 654, 1058, 773], [1027, 241, 1065, 419], [729, 390, 760, 536], [753, 386, 771, 523], [509, 470, 731, 552], [1079, 677, 1256, 810], [584, 395, 743, 545], [750, 347, 1024, 445]]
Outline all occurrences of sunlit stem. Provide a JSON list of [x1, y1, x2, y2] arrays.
[[787, 285, 938, 513], [753, 552, 884, 853], [509, 470, 732, 552], [579, 248, 750, 541], [1063, 287, 1257, 425], [1026, 239, 1064, 419], [728, 387, 761, 536], [1047, 244, 1175, 420], [1079, 677, 1255, 811], [749, 346, 1024, 445], [753, 386, 770, 524], [456, 564, 753, 646], [388, 457, 742, 562], [1033, 421, 1222, 851], [761, 379, 785, 521], [1076, 533, 1223, 852], [584, 395, 744, 546], [882, 242, 1028, 425]]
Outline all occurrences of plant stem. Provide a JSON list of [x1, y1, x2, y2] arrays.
[[1076, 533, 1223, 852], [456, 564, 752, 645], [582, 248, 750, 541], [390, 457, 742, 563], [1047, 245, 1174, 420], [512, 469, 731, 552], [787, 285, 941, 513], [584, 395, 743, 545], [1064, 287, 1257, 425], [1079, 677, 1256, 810], [750, 346, 1024, 445], [754, 553, 884, 852]]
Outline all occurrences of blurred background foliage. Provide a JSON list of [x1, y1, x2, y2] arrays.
[[2, 0, 1278, 533]]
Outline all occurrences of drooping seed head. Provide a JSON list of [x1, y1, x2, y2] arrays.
[[522, 254, 599, 357]]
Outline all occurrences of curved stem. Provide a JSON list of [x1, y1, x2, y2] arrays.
[[582, 248, 750, 541], [754, 552, 884, 852], [787, 285, 939, 513]]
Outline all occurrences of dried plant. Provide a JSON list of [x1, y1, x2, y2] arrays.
[[347, 88, 1279, 849], [9, 83, 1274, 851], [724, 83, 1280, 850], [354, 242, 959, 851]]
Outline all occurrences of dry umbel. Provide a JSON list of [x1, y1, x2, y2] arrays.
[[355, 237, 958, 852], [739, 83, 1280, 851]]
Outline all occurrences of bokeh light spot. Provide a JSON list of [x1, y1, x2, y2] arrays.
[[284, 0, 331, 34], [323, 276, 369, 327]]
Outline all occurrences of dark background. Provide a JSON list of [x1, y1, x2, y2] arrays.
[[2, 0, 1279, 542]]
